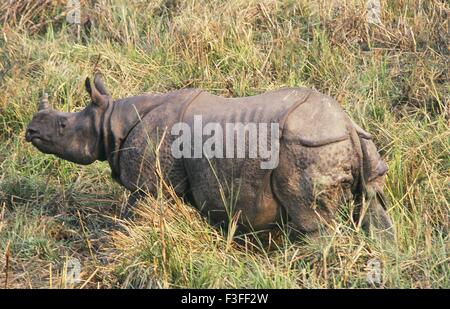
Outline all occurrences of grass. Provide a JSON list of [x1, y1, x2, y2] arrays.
[[0, 0, 449, 288]]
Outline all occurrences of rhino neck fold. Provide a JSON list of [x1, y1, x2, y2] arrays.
[[96, 100, 113, 163], [95, 99, 112, 162], [102, 95, 167, 183]]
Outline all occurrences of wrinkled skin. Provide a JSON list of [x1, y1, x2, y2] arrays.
[[26, 75, 394, 239], [26, 96, 106, 165], [26, 77, 109, 164]]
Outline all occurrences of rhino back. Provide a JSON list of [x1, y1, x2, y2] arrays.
[[282, 91, 351, 146]]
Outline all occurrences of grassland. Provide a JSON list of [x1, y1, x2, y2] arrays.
[[0, 0, 448, 288]]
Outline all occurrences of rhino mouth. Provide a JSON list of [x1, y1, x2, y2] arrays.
[[25, 129, 48, 145], [30, 136, 43, 144], [25, 133, 44, 144], [27, 134, 51, 151], [29, 137, 59, 156]]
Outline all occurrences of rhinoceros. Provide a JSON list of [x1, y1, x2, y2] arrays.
[[25, 74, 394, 237]]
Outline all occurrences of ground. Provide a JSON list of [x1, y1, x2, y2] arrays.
[[0, 0, 448, 288]]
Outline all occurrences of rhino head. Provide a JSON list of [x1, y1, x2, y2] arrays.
[[25, 74, 111, 165]]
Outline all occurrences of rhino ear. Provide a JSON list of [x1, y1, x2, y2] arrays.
[[85, 76, 107, 107], [94, 73, 110, 96]]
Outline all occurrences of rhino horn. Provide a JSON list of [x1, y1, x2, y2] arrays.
[[38, 93, 49, 110]]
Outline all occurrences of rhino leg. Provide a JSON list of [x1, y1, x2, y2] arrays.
[[272, 140, 357, 234]]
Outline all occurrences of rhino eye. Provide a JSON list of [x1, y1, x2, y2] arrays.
[[58, 119, 67, 128]]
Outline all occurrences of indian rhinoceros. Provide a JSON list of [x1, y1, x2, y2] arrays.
[[25, 74, 394, 237]]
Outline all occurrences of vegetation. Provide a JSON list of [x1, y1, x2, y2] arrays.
[[0, 0, 448, 288]]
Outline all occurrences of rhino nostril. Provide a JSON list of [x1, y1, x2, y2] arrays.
[[27, 128, 38, 135], [26, 128, 40, 142]]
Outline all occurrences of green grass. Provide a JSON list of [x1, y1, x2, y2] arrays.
[[0, 0, 448, 288]]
